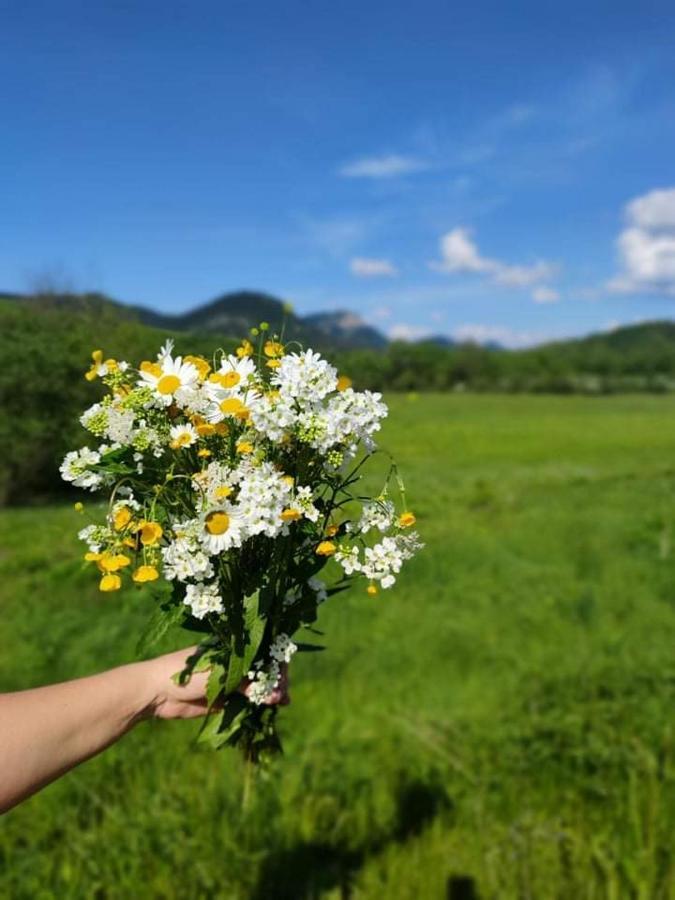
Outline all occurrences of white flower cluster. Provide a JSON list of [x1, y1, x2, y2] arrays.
[[354, 500, 396, 534], [335, 532, 423, 589], [272, 350, 338, 403], [246, 633, 297, 705], [60, 447, 103, 490], [269, 632, 297, 663], [162, 522, 215, 583], [183, 581, 224, 619]]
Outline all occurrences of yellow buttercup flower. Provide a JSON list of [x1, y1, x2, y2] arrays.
[[184, 355, 211, 380], [138, 521, 163, 546], [367, 584, 379, 596], [99, 553, 132, 572], [85, 350, 116, 381], [140, 360, 162, 378], [236, 441, 254, 455], [214, 486, 233, 499], [132, 565, 159, 583], [73, 502, 84, 514], [264, 340, 284, 358], [196, 422, 216, 437], [281, 508, 302, 522], [316, 540, 336, 556], [197, 448, 212, 458], [84, 551, 102, 563], [399, 512, 416, 528], [210, 370, 241, 388], [325, 524, 338, 537], [113, 506, 132, 531], [236, 339, 254, 358], [336, 375, 352, 392], [99, 573, 122, 592]]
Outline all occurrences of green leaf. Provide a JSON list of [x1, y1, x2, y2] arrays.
[[197, 708, 225, 745], [206, 662, 226, 707], [211, 694, 248, 748], [136, 602, 185, 656], [295, 642, 326, 653], [225, 591, 265, 694]]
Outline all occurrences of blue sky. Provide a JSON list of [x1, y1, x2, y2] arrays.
[[3, 1, 675, 346]]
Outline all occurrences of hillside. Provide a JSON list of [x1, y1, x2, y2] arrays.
[[4, 290, 387, 350]]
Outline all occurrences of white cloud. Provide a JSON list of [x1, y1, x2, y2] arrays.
[[433, 228, 492, 274], [388, 321, 560, 348], [388, 323, 435, 341], [494, 261, 556, 288], [607, 188, 675, 296], [452, 323, 557, 348], [532, 286, 560, 304], [338, 154, 428, 179], [349, 257, 398, 278], [430, 227, 557, 291]]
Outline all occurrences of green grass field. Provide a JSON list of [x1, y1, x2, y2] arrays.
[[4, 394, 675, 899]]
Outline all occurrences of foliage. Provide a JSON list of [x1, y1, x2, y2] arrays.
[[4, 395, 675, 897]]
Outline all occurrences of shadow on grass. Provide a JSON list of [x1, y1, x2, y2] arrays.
[[251, 778, 454, 900]]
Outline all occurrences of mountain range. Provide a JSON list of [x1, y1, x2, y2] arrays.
[[95, 290, 391, 350], [5, 287, 675, 357]]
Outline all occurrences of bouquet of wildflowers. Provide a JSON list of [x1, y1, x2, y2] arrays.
[[61, 326, 422, 760]]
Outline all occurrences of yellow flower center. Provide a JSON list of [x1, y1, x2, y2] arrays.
[[205, 511, 230, 535], [175, 432, 192, 447], [236, 441, 254, 454], [219, 397, 245, 415], [157, 374, 181, 395]]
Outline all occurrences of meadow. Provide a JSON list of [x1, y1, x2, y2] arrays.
[[4, 394, 675, 898]]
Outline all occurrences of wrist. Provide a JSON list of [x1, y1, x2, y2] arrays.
[[127, 659, 167, 723]]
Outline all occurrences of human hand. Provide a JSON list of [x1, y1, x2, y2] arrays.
[[143, 646, 290, 720]]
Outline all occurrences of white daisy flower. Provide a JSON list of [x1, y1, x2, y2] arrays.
[[199, 507, 245, 555], [138, 354, 199, 407], [169, 423, 198, 449]]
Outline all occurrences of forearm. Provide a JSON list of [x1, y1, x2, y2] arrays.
[[0, 660, 157, 814]]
